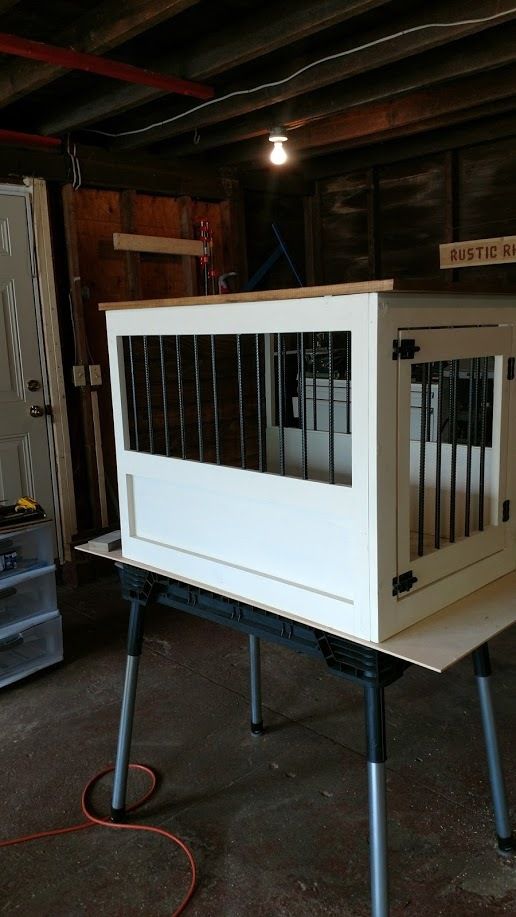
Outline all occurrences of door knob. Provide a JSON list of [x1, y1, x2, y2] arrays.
[[27, 379, 41, 391], [29, 404, 44, 417]]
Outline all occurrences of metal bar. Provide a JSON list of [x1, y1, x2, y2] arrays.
[[425, 361, 432, 443], [435, 361, 444, 549], [142, 335, 154, 454], [364, 684, 388, 917], [193, 335, 203, 462], [127, 337, 139, 452], [210, 335, 221, 465], [111, 599, 144, 821], [255, 334, 264, 472], [312, 332, 318, 431], [0, 31, 214, 99], [449, 359, 458, 543], [271, 223, 304, 286], [328, 332, 335, 484], [248, 634, 264, 735], [417, 363, 428, 557], [175, 335, 186, 459], [346, 330, 352, 434], [473, 645, 513, 850], [479, 356, 488, 530], [236, 334, 246, 469], [472, 357, 480, 445], [298, 333, 308, 479], [277, 333, 285, 475], [159, 336, 170, 457], [465, 358, 474, 536]]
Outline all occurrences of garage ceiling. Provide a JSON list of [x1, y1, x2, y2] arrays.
[[1, 0, 516, 173]]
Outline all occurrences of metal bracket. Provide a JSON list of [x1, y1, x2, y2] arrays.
[[507, 357, 515, 381], [392, 338, 421, 360], [392, 570, 418, 596]]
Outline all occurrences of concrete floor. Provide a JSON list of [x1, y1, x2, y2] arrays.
[[1, 572, 516, 916]]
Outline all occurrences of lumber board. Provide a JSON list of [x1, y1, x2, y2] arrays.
[[99, 279, 396, 310], [440, 234, 516, 269], [113, 232, 203, 257]]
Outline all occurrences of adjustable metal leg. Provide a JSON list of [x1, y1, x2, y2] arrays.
[[111, 598, 146, 821], [248, 634, 264, 735], [364, 682, 389, 917], [473, 643, 514, 853]]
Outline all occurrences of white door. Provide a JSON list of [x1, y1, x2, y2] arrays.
[[0, 192, 55, 524]]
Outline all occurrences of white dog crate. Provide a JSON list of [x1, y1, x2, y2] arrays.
[[102, 284, 516, 643]]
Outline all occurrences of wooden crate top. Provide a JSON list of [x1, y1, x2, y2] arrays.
[[99, 280, 396, 310], [99, 278, 516, 311]]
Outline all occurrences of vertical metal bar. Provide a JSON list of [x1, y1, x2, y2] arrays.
[[473, 357, 480, 445], [277, 333, 285, 475], [479, 356, 488, 531], [312, 332, 318, 431], [364, 684, 389, 917], [248, 634, 264, 735], [418, 363, 428, 557], [175, 335, 186, 459], [111, 598, 145, 820], [127, 337, 139, 452], [328, 332, 335, 484], [159, 336, 170, 456], [142, 335, 154, 454], [425, 361, 432, 443], [210, 335, 221, 465], [434, 362, 444, 549], [193, 334, 203, 462], [449, 359, 458, 543], [346, 330, 352, 434], [298, 333, 308, 480], [236, 334, 246, 469], [465, 358, 475, 536], [255, 334, 264, 472]]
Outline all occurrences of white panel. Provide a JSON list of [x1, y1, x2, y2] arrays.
[[0, 433, 33, 502], [0, 279, 23, 400], [0, 216, 11, 256]]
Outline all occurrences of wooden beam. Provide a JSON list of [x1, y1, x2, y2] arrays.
[[113, 0, 516, 150], [165, 22, 516, 157], [220, 65, 516, 165], [113, 232, 204, 256], [120, 191, 141, 300], [39, 0, 390, 136], [0, 0, 199, 108]]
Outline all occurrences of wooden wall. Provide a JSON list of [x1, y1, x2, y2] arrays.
[[314, 135, 516, 286], [59, 188, 235, 532]]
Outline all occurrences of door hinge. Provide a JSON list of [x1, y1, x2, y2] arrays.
[[392, 570, 418, 597], [507, 357, 515, 381], [392, 338, 421, 360], [503, 500, 510, 522]]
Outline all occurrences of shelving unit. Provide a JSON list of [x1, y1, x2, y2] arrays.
[[0, 520, 62, 688]]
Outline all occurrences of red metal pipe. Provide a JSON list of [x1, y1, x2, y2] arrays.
[[0, 32, 214, 100], [0, 128, 61, 149]]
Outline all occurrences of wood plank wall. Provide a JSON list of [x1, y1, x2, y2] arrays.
[[315, 135, 516, 286], [65, 188, 234, 530]]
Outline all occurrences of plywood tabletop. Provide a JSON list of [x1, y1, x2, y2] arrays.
[[99, 280, 396, 310], [75, 543, 516, 672]]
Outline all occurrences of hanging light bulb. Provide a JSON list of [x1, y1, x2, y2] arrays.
[[269, 127, 288, 165]]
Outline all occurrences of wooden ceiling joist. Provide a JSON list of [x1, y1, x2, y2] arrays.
[[0, 0, 200, 108], [38, 0, 390, 136], [111, 0, 516, 151]]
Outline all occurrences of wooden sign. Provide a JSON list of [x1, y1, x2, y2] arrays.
[[440, 235, 516, 269]]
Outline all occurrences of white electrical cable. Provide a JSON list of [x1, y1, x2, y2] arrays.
[[90, 8, 516, 139]]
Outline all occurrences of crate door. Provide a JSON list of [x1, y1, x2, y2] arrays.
[[396, 325, 513, 596]]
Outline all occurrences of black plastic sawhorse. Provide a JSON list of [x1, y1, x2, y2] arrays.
[[110, 565, 514, 917]]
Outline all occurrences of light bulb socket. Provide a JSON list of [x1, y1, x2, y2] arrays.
[[269, 126, 287, 143]]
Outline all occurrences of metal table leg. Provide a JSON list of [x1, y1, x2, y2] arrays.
[[111, 598, 146, 821], [364, 681, 389, 917], [248, 634, 264, 735], [473, 643, 514, 853]]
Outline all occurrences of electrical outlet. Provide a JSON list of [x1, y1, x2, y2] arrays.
[[72, 365, 86, 387], [89, 364, 102, 386]]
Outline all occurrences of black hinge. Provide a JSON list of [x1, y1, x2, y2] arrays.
[[503, 499, 510, 522], [392, 570, 418, 597], [392, 338, 421, 360], [507, 357, 515, 381]]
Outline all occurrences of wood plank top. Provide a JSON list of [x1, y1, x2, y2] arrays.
[[99, 279, 396, 310], [75, 543, 516, 672], [113, 232, 204, 257]]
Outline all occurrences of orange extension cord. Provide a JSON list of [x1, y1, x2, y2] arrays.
[[0, 763, 197, 916]]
